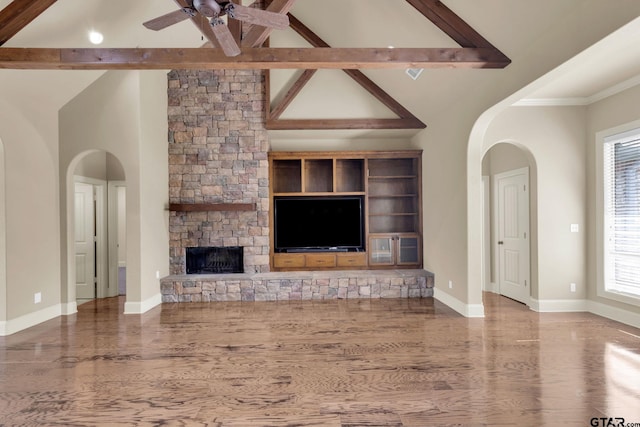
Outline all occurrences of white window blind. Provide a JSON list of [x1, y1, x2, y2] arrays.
[[603, 128, 640, 297]]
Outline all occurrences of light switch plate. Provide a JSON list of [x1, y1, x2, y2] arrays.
[[571, 224, 579, 233]]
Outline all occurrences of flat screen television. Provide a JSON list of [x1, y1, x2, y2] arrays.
[[274, 196, 364, 252]]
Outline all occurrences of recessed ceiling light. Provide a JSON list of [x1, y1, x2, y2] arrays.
[[89, 30, 104, 45]]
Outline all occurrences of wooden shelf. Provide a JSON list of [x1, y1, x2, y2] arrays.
[[169, 203, 256, 212]]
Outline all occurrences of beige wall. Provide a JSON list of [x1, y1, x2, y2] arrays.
[[0, 100, 61, 324], [482, 144, 529, 176], [137, 70, 170, 306]]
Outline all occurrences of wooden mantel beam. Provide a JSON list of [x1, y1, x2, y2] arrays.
[[0, 47, 511, 70]]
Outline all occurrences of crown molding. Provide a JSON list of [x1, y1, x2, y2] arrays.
[[515, 73, 640, 107]]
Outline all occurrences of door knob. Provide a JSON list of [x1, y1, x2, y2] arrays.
[[498, 241, 504, 245]]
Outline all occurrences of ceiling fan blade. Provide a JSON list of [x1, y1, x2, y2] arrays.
[[211, 19, 241, 56], [143, 8, 194, 31], [226, 4, 289, 30]]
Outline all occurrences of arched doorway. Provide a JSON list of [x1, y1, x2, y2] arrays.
[[481, 142, 538, 306], [68, 150, 126, 305]]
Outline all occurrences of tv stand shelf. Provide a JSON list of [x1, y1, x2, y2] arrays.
[[269, 150, 423, 271]]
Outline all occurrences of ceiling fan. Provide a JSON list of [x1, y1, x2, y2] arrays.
[[143, 0, 290, 57]]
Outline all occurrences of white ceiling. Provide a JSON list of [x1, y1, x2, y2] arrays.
[[1, 0, 639, 125]]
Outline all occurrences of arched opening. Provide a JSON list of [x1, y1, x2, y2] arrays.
[[481, 142, 538, 307], [66, 150, 126, 306]]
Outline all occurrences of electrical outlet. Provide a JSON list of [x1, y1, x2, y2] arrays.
[[34, 292, 42, 304], [571, 224, 579, 233], [448, 280, 453, 289], [570, 283, 576, 293]]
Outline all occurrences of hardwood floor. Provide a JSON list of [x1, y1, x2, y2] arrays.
[[1, 293, 640, 426]]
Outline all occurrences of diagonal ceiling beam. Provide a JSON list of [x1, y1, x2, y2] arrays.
[[405, 0, 497, 49], [269, 69, 317, 120], [0, 0, 57, 46], [0, 47, 511, 70], [268, 14, 425, 129], [242, 0, 297, 48]]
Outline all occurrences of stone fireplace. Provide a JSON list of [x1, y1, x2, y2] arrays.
[[168, 69, 270, 275]]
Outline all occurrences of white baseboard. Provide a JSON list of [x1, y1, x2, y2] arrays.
[[434, 288, 485, 318], [124, 293, 162, 314], [588, 300, 640, 329], [61, 301, 78, 315], [483, 282, 499, 293], [530, 298, 588, 312], [0, 304, 62, 336]]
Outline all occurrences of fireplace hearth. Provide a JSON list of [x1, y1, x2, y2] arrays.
[[186, 247, 244, 274]]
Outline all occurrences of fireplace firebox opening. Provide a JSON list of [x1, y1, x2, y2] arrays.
[[186, 247, 244, 274]]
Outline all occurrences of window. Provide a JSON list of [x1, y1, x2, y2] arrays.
[[603, 127, 640, 298]]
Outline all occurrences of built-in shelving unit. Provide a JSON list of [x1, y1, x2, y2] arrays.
[[367, 157, 421, 267], [269, 150, 422, 271]]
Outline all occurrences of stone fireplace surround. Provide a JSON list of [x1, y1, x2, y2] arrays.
[[162, 68, 434, 303]]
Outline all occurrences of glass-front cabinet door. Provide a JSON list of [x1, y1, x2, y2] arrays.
[[398, 234, 420, 265], [369, 234, 420, 266], [369, 235, 395, 266]]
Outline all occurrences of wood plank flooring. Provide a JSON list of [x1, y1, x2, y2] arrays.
[[1, 293, 640, 426]]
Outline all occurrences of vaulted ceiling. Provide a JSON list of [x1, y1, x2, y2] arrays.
[[1, 0, 639, 137]]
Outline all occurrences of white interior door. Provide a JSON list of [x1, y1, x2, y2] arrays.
[[75, 182, 96, 299], [496, 168, 530, 304]]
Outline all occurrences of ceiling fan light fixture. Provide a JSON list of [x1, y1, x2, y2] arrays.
[[88, 30, 104, 45], [193, 0, 222, 17]]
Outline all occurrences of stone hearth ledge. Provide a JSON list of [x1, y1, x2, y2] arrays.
[[161, 269, 434, 303]]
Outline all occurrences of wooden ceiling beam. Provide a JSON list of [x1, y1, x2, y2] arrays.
[[242, 0, 297, 48], [0, 0, 57, 46], [0, 47, 512, 70], [405, 0, 498, 49], [266, 118, 425, 131]]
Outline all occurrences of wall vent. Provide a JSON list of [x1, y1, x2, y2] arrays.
[[406, 68, 424, 80]]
